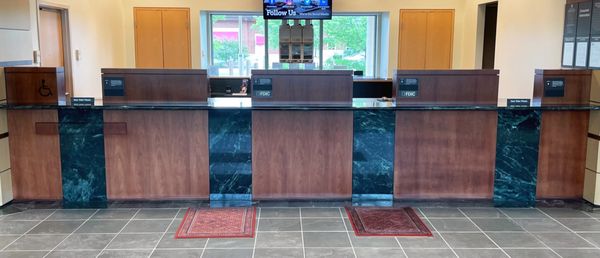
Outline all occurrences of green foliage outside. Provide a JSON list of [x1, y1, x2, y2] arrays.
[[212, 40, 240, 67], [211, 15, 248, 68], [322, 16, 368, 71]]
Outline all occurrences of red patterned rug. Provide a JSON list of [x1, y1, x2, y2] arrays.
[[175, 207, 256, 238], [345, 206, 432, 237]]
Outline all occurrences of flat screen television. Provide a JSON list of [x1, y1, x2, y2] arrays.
[[263, 0, 332, 20]]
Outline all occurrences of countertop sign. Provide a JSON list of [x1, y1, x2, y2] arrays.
[[398, 78, 419, 98], [253, 78, 273, 98], [507, 99, 531, 107], [544, 78, 566, 97], [71, 97, 95, 107]]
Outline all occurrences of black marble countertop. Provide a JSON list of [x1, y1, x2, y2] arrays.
[[1, 98, 599, 111]]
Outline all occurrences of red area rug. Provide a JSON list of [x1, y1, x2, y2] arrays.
[[175, 207, 256, 238], [345, 206, 432, 237]]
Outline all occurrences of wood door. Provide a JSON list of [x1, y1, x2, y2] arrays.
[[425, 11, 454, 69], [162, 9, 191, 68], [134, 8, 164, 68], [39, 8, 64, 67], [398, 10, 454, 69], [398, 10, 428, 69]]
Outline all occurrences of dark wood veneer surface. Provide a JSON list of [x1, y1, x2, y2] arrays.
[[252, 111, 353, 199], [394, 69, 499, 106], [533, 69, 591, 105], [537, 111, 589, 199], [251, 69, 353, 106], [7, 110, 62, 200], [101, 68, 208, 104], [103, 110, 209, 199], [394, 111, 497, 199], [4, 67, 66, 105]]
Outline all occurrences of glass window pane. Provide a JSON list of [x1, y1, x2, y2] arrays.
[[322, 15, 376, 76], [210, 14, 265, 76], [266, 20, 321, 69], [208, 13, 378, 76]]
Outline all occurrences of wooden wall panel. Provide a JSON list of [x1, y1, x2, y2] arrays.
[[134, 7, 191, 69], [425, 11, 454, 69], [7, 110, 62, 200], [398, 10, 428, 69], [252, 111, 353, 199], [104, 110, 209, 199], [134, 8, 164, 68], [161, 9, 191, 69], [398, 10, 454, 69], [394, 111, 497, 199], [537, 111, 589, 199]]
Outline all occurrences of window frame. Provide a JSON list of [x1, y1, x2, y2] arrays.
[[204, 11, 383, 77]]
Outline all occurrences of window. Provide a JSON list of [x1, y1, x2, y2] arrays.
[[206, 13, 380, 77], [209, 14, 265, 76], [321, 15, 378, 76]]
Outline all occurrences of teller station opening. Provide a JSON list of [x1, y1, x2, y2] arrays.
[[2, 67, 594, 208]]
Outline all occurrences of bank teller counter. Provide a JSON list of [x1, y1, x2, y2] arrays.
[[250, 70, 354, 200], [533, 70, 590, 200], [4, 67, 65, 201], [101, 69, 210, 201], [393, 70, 500, 200]]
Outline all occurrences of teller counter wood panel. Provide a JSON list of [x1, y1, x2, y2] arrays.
[[537, 111, 589, 199], [252, 111, 353, 199], [394, 111, 497, 199], [533, 70, 591, 106], [251, 70, 353, 106], [104, 110, 209, 199], [7, 110, 62, 200]]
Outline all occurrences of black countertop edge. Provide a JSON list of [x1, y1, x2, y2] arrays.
[[1, 104, 599, 111]]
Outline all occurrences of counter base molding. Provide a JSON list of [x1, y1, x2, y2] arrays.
[[252, 111, 353, 200], [59, 109, 107, 208], [352, 110, 395, 206], [104, 110, 209, 200], [209, 110, 252, 202], [8, 110, 62, 200], [537, 111, 588, 199], [493, 110, 541, 207], [394, 111, 497, 199]]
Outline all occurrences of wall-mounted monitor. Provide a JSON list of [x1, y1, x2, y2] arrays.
[[263, 0, 332, 20]]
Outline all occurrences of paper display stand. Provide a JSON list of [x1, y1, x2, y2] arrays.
[[590, 0, 600, 68], [575, 2, 592, 68], [563, 3, 578, 67]]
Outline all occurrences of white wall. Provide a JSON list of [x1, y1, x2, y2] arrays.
[[39, 0, 126, 98], [463, 0, 566, 104]]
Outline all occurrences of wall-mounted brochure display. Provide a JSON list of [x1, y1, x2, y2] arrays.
[[590, 0, 600, 68], [562, 3, 578, 67], [575, 1, 592, 68]]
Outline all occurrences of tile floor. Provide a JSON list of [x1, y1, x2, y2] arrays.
[[0, 205, 600, 257]]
